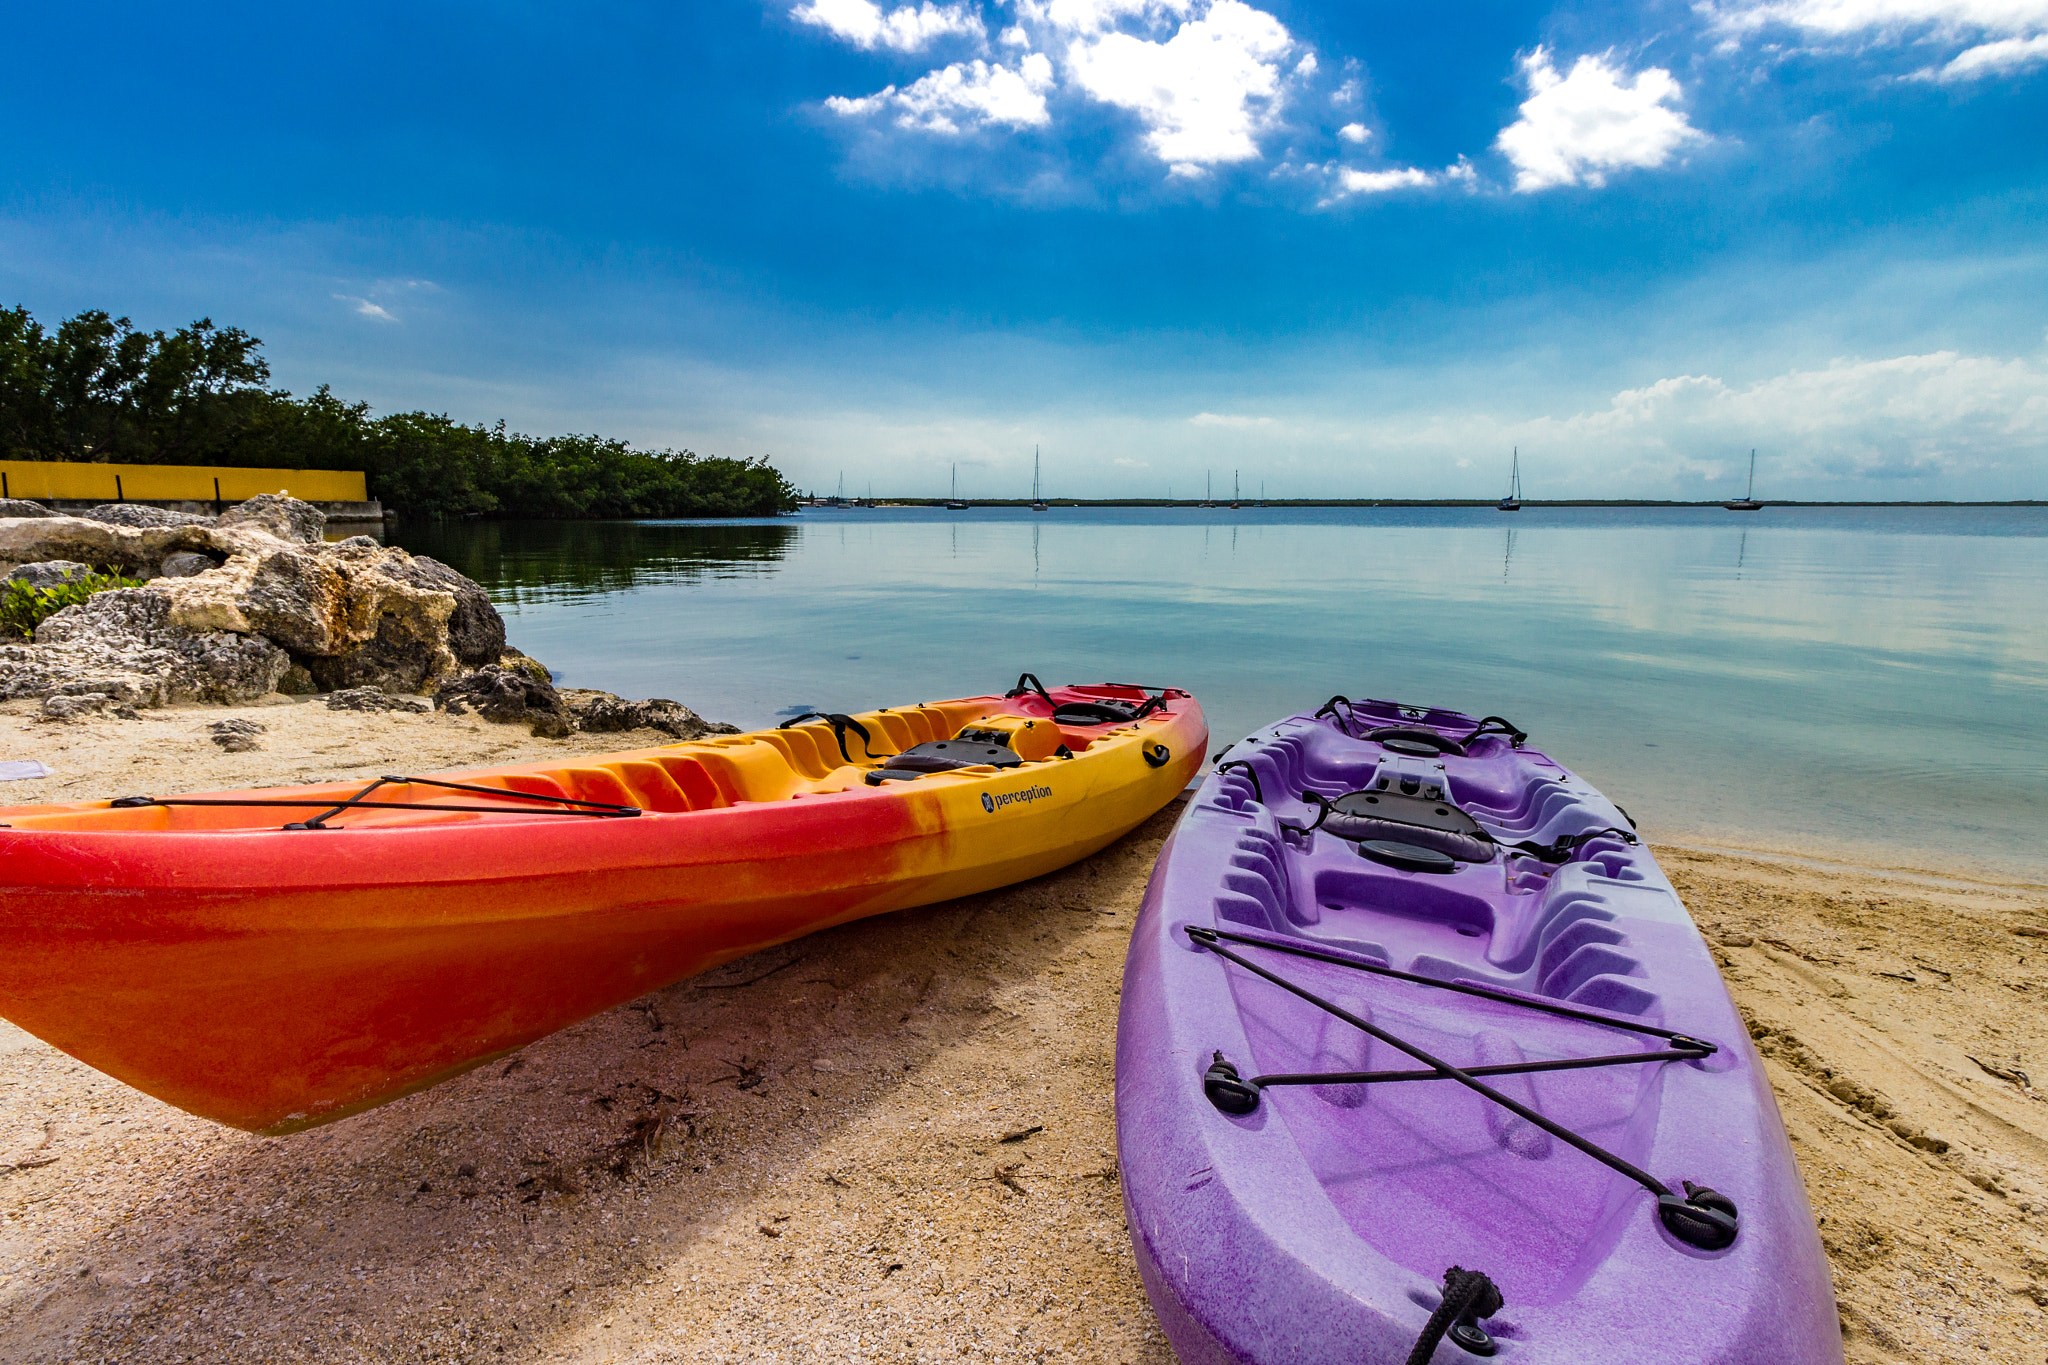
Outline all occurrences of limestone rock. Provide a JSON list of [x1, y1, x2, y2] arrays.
[[216, 493, 324, 544], [81, 504, 214, 529], [24, 589, 290, 705], [158, 551, 219, 579], [0, 495, 506, 708], [210, 718, 266, 752], [0, 499, 56, 518], [6, 561, 92, 588], [365, 554, 505, 666], [37, 693, 127, 722], [435, 664, 572, 738], [562, 689, 739, 740], [326, 687, 431, 714]]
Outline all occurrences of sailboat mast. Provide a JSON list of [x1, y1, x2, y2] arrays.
[[1747, 449, 1756, 500]]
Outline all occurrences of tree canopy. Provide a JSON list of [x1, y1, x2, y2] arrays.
[[0, 306, 798, 519]]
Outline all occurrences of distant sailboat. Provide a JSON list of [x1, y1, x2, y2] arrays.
[[1498, 449, 1522, 512], [946, 463, 970, 510], [1725, 449, 1762, 511], [1031, 447, 1048, 512], [1202, 471, 1215, 508], [1230, 470, 1241, 510], [1256, 481, 1265, 508]]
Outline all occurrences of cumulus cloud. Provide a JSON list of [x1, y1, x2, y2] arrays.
[[1548, 349, 2048, 480], [827, 54, 1056, 132], [793, 0, 985, 52], [1064, 0, 1296, 174], [1703, 0, 2048, 81], [1494, 48, 1705, 192], [1338, 122, 1369, 143]]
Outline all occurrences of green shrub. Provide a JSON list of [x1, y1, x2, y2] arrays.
[[0, 572, 147, 639]]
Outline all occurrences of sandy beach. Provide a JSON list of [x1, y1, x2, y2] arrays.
[[1, 699, 2044, 1364]]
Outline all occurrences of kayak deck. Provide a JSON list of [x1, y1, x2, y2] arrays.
[[0, 680, 1205, 1133], [1117, 698, 1841, 1364]]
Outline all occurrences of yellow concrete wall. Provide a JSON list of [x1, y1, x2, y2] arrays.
[[0, 460, 368, 504]]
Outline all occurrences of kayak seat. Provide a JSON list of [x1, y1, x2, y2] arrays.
[[1315, 790, 1496, 864], [882, 740, 1025, 774], [1052, 700, 1141, 726]]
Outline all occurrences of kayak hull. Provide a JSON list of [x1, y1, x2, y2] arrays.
[[0, 684, 1204, 1132], [1115, 700, 1840, 1364]]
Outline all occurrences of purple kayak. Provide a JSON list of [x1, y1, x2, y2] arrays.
[[1115, 698, 1841, 1365]]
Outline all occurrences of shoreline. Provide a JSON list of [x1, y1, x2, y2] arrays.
[[0, 701, 2043, 1363]]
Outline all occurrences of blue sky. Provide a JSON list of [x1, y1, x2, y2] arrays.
[[3, 0, 2045, 500]]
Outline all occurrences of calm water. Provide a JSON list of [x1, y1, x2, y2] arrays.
[[399, 506, 2048, 880]]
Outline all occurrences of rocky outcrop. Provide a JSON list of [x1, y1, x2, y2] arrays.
[[326, 687, 431, 714], [6, 589, 291, 706], [210, 718, 265, 752], [434, 664, 573, 738], [0, 499, 56, 519], [216, 493, 325, 544], [0, 496, 493, 706], [561, 689, 739, 741], [81, 504, 215, 529]]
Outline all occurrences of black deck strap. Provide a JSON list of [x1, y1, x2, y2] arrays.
[[777, 711, 875, 763], [1406, 1267, 1505, 1364], [1191, 925, 1712, 1047], [1131, 694, 1169, 720], [1312, 695, 1361, 738], [1213, 760, 1264, 805], [1500, 825, 1638, 864], [1462, 715, 1528, 748], [1185, 926, 1690, 1202], [1006, 673, 1056, 705]]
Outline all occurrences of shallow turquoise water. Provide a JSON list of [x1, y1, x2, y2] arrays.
[[400, 506, 2048, 879]]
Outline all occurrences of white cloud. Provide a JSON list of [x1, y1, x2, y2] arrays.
[[1336, 166, 1435, 193], [1338, 122, 1369, 143], [1064, 0, 1296, 174], [1547, 349, 2048, 480], [1920, 30, 2048, 77], [1113, 456, 1151, 467], [334, 294, 397, 322], [1323, 157, 1475, 199], [1036, 0, 1193, 36], [793, 0, 985, 52], [1494, 48, 1705, 192], [1704, 0, 2048, 40], [827, 54, 1056, 132], [1190, 411, 1277, 427], [1703, 1, 2048, 81]]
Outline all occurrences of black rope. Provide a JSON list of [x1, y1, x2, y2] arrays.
[[1185, 925, 1683, 1200], [1190, 925, 1713, 1048], [110, 774, 642, 830], [1253, 1045, 1713, 1089], [1213, 760, 1264, 805], [1406, 1267, 1504, 1365], [777, 711, 876, 763]]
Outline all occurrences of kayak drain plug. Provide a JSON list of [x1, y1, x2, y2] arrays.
[[1202, 1051, 1260, 1115]]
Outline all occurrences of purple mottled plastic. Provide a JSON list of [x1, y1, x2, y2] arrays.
[[1116, 700, 1842, 1364]]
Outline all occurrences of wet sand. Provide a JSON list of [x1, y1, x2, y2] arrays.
[[0, 700, 2044, 1363]]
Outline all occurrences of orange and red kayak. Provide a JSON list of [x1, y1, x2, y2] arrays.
[[0, 677, 1204, 1133]]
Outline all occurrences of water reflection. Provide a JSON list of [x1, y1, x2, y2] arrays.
[[395, 505, 2048, 878], [394, 519, 797, 604]]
